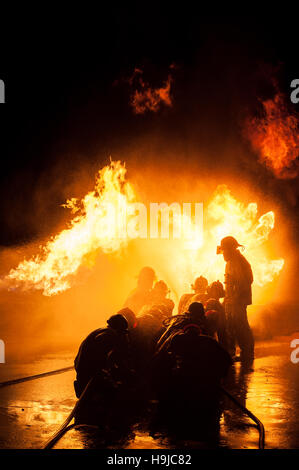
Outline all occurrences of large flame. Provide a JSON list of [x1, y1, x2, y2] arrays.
[[175, 185, 283, 289], [4, 162, 284, 299], [245, 92, 299, 179], [6, 161, 137, 295]]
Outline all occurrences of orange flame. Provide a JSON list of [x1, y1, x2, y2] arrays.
[[158, 184, 284, 303], [6, 161, 137, 295], [130, 74, 172, 114], [4, 163, 284, 299], [245, 92, 299, 178]]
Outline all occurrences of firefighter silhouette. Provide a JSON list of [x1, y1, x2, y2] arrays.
[[217, 236, 254, 362]]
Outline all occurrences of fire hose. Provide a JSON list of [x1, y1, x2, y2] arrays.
[[43, 375, 96, 449], [42, 381, 265, 449], [0, 366, 74, 388], [0, 365, 265, 449], [220, 386, 265, 449]]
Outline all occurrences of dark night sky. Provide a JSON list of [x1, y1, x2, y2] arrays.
[[0, 10, 299, 245]]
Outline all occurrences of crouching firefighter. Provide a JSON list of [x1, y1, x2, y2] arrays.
[[74, 313, 132, 399], [156, 301, 208, 354], [217, 236, 254, 362], [152, 309, 232, 437]]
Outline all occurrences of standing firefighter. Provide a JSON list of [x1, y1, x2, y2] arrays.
[[217, 236, 254, 362]]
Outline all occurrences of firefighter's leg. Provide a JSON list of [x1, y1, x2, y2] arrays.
[[225, 305, 236, 357], [217, 310, 230, 352], [232, 304, 254, 361]]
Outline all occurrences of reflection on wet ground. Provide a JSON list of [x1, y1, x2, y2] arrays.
[[0, 337, 298, 449]]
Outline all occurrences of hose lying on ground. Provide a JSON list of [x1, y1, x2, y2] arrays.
[[43, 381, 265, 450], [2, 363, 264, 449], [0, 367, 74, 389], [43, 375, 96, 449], [220, 386, 265, 449]]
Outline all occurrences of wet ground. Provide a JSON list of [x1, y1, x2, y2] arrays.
[[0, 336, 298, 449]]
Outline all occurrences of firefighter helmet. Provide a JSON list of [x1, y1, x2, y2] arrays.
[[217, 236, 243, 254], [192, 276, 208, 292]]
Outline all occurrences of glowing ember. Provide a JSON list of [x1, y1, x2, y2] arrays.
[[130, 72, 172, 114], [245, 92, 299, 179], [4, 163, 284, 298]]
